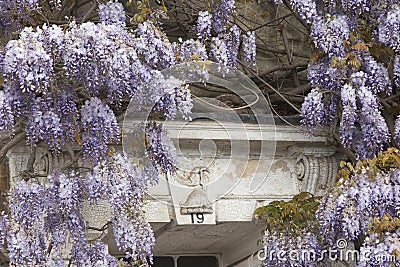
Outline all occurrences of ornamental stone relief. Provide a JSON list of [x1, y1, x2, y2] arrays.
[[173, 166, 214, 214], [289, 145, 341, 195]]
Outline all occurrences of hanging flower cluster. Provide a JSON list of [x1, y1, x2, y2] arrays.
[[197, 11, 212, 40], [261, 149, 400, 267], [5, 150, 159, 266], [3, 27, 53, 93], [0, 0, 244, 265], [86, 152, 156, 264], [316, 150, 400, 267], [276, 0, 400, 159], [191, 0, 258, 70], [98, 1, 126, 26], [80, 97, 120, 163], [263, 231, 324, 267], [242, 31, 256, 66], [0, 0, 251, 264]]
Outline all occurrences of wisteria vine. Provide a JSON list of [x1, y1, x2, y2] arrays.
[[0, 0, 254, 266], [279, 0, 400, 159]]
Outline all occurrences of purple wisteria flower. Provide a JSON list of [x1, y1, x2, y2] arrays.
[[288, 0, 318, 24], [339, 83, 357, 149], [317, 169, 400, 246], [212, 0, 235, 34], [211, 36, 229, 68], [196, 11, 212, 40], [146, 123, 177, 173], [80, 97, 120, 162], [2, 27, 53, 93], [310, 14, 350, 57], [242, 31, 256, 66], [225, 25, 241, 66], [173, 39, 208, 62], [356, 85, 390, 158], [99, 1, 126, 26], [135, 21, 176, 69], [394, 55, 400, 87], [301, 88, 326, 131], [379, 6, 400, 52]]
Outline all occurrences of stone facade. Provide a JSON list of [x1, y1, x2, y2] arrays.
[[4, 116, 342, 266]]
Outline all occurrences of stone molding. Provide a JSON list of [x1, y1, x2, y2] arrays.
[[289, 145, 339, 194]]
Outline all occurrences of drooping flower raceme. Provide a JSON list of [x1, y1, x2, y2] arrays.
[[339, 83, 357, 149], [242, 31, 256, 66], [310, 14, 350, 57], [113, 212, 155, 264], [63, 22, 114, 95], [87, 152, 157, 264], [226, 25, 241, 66], [288, 0, 318, 24], [356, 84, 390, 159], [8, 181, 47, 265], [80, 97, 120, 163], [305, 60, 342, 126], [55, 90, 79, 143], [0, 90, 14, 133], [146, 123, 177, 173], [340, 0, 370, 15], [2, 27, 53, 93], [196, 11, 212, 40], [25, 101, 64, 152], [263, 230, 323, 267], [379, 6, 400, 52], [317, 169, 400, 245], [301, 88, 326, 131], [173, 39, 208, 62], [212, 0, 235, 34], [211, 36, 229, 68], [395, 116, 400, 146], [394, 54, 400, 87], [135, 21, 176, 69], [98, 1, 126, 26], [153, 76, 193, 120]]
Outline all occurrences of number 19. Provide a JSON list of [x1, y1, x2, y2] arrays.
[[190, 213, 204, 223]]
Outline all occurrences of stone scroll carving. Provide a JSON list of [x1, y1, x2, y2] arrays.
[[289, 145, 340, 195]]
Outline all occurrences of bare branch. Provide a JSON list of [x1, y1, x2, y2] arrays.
[[257, 62, 308, 78], [0, 132, 25, 164], [252, 13, 293, 31], [87, 222, 109, 232], [81, 1, 98, 23], [238, 61, 301, 114], [256, 44, 310, 59], [269, 84, 311, 102], [279, 24, 300, 87], [281, 0, 310, 31]]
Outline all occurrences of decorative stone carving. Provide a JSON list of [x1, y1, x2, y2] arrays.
[[174, 166, 211, 186], [35, 152, 50, 175], [172, 166, 214, 214], [289, 145, 340, 194], [180, 187, 213, 214]]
